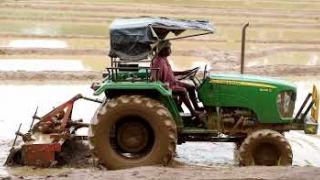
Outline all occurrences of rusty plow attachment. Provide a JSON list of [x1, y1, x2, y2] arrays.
[[4, 94, 102, 167]]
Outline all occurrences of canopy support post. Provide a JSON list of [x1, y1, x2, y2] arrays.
[[165, 32, 213, 41]]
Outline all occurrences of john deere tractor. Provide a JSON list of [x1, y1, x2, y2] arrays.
[[88, 17, 319, 169]]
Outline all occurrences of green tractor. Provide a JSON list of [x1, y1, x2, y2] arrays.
[[89, 17, 319, 169]]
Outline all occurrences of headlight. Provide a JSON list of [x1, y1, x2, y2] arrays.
[[277, 91, 296, 118]]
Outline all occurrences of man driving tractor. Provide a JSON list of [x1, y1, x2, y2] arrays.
[[151, 41, 206, 124]]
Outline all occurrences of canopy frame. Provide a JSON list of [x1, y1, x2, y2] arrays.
[[109, 17, 214, 62]]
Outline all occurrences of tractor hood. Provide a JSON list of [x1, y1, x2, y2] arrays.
[[198, 73, 297, 123], [209, 74, 296, 91]]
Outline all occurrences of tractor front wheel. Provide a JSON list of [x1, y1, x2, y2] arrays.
[[238, 129, 292, 166], [89, 95, 177, 170]]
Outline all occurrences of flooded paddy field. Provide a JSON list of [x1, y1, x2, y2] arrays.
[[0, 0, 320, 179], [0, 0, 320, 75], [0, 80, 320, 179]]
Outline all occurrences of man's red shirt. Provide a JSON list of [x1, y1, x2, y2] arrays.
[[151, 56, 185, 91]]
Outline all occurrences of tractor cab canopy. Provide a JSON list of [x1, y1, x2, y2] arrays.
[[109, 17, 214, 61]]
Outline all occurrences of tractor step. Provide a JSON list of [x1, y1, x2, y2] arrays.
[[180, 128, 244, 143], [181, 128, 218, 134]]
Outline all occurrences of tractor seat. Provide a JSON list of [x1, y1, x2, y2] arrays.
[[118, 63, 139, 71]]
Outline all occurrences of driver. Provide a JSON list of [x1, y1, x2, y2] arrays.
[[151, 41, 205, 123]]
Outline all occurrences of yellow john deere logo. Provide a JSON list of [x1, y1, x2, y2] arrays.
[[210, 79, 276, 89]]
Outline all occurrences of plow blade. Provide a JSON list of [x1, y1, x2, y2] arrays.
[[4, 147, 21, 166], [4, 123, 22, 166]]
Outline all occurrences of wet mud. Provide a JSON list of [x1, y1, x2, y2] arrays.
[[0, 82, 320, 179]]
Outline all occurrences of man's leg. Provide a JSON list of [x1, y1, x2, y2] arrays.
[[172, 86, 205, 125], [172, 87, 195, 115], [176, 81, 202, 111]]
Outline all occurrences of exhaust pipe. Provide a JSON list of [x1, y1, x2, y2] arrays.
[[240, 22, 249, 74]]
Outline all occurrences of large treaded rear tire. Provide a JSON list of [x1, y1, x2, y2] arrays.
[[238, 129, 292, 166], [89, 95, 177, 170]]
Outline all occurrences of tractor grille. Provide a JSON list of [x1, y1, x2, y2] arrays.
[[277, 90, 296, 118]]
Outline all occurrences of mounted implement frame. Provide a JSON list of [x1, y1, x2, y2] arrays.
[[4, 94, 102, 167], [293, 85, 319, 134]]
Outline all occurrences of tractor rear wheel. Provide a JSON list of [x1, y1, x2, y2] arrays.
[[89, 95, 177, 170], [238, 129, 292, 166]]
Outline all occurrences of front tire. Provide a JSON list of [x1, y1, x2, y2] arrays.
[[238, 129, 292, 166], [89, 95, 177, 170]]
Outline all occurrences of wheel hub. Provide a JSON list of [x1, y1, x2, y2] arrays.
[[253, 143, 280, 166], [116, 121, 149, 153]]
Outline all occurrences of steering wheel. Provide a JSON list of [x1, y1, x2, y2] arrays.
[[203, 65, 208, 81], [177, 67, 200, 81]]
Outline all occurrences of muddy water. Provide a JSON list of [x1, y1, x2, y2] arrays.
[[0, 39, 68, 49], [0, 59, 87, 71], [0, 80, 320, 177], [8, 39, 68, 49]]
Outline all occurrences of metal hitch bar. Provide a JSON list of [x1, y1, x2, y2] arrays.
[[294, 93, 313, 123]]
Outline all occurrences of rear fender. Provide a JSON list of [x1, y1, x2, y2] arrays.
[[93, 81, 183, 128]]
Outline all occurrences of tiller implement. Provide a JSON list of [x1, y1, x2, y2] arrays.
[[4, 94, 102, 167]]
